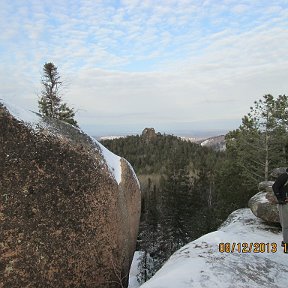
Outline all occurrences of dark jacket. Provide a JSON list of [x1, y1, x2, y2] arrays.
[[272, 172, 288, 204]]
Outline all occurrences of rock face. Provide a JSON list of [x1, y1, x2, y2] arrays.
[[248, 192, 279, 223], [248, 170, 288, 224], [248, 181, 279, 223], [0, 102, 141, 287], [141, 128, 157, 142]]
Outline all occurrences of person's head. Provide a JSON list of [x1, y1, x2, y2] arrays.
[[286, 168, 288, 173]]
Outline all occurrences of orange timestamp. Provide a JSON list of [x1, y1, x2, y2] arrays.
[[219, 242, 278, 253]]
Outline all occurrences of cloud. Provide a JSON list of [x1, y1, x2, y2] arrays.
[[231, 4, 249, 14], [0, 0, 288, 135]]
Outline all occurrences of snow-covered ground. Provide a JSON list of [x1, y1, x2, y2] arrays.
[[179, 136, 207, 143], [99, 135, 127, 140], [128, 251, 144, 288], [135, 209, 287, 288]]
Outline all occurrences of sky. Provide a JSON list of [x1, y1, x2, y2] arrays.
[[1, 0, 288, 137]]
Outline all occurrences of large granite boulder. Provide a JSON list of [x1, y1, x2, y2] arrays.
[[248, 191, 279, 223], [258, 181, 274, 192], [270, 167, 287, 178], [248, 180, 279, 223], [0, 102, 141, 287]]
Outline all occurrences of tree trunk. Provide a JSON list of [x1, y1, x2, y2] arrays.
[[264, 128, 269, 181]]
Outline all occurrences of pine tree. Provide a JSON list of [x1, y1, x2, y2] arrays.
[[38, 62, 78, 127], [226, 94, 288, 184], [160, 154, 193, 255]]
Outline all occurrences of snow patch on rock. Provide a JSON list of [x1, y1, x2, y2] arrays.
[[2, 100, 41, 127], [95, 140, 122, 185], [250, 191, 270, 204]]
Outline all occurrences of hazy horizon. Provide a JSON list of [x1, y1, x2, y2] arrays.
[[94, 128, 228, 139], [86, 115, 242, 137]]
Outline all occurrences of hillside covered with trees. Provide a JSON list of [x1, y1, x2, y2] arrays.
[[100, 133, 239, 281], [101, 94, 288, 283]]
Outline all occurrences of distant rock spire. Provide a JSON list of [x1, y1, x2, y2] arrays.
[[141, 128, 158, 142]]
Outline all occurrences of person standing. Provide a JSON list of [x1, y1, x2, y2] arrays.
[[272, 168, 288, 252]]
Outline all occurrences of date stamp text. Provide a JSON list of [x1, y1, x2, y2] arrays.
[[219, 242, 278, 253]]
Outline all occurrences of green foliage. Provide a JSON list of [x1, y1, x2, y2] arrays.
[[226, 94, 288, 186], [102, 93, 288, 283], [161, 156, 193, 250], [38, 62, 78, 127], [102, 133, 215, 175], [102, 133, 231, 280]]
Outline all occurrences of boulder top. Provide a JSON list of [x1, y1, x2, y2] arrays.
[[0, 100, 139, 186]]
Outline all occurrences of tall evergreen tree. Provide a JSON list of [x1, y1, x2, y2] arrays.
[[160, 154, 193, 254], [102, 131, 234, 283], [38, 62, 78, 127], [226, 94, 288, 184]]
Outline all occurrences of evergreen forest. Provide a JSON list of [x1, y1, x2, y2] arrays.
[[101, 94, 288, 283]]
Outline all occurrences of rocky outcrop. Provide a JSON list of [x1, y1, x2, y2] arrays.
[[248, 192, 279, 223], [0, 102, 141, 287], [248, 181, 279, 223], [258, 181, 274, 193], [248, 168, 288, 223], [270, 167, 287, 178], [141, 128, 157, 142]]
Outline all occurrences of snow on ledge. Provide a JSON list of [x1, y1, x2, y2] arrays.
[[91, 138, 140, 188], [139, 209, 285, 288], [92, 139, 122, 185]]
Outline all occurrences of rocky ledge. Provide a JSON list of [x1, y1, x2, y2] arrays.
[[139, 209, 286, 288]]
